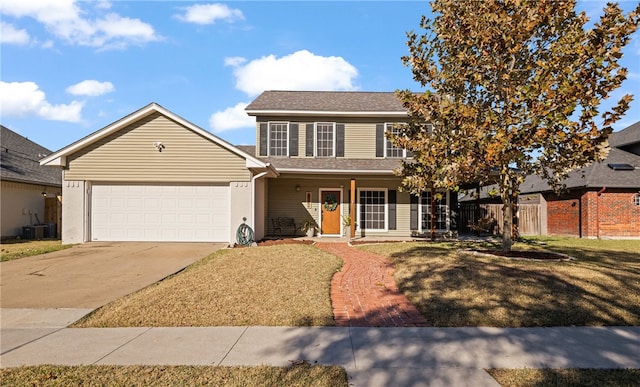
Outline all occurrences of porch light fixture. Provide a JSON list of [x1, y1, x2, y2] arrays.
[[295, 184, 301, 191], [41, 192, 47, 197]]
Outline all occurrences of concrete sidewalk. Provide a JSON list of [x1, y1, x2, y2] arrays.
[[2, 316, 638, 387]]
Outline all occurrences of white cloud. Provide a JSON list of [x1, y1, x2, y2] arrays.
[[209, 102, 254, 132], [66, 80, 114, 96], [0, 0, 159, 49], [227, 50, 359, 97], [224, 56, 247, 67], [0, 21, 30, 45], [0, 81, 84, 122], [175, 3, 244, 25]]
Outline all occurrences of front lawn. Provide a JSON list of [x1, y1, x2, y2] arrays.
[[359, 237, 640, 327], [74, 244, 342, 327], [0, 239, 73, 262], [0, 364, 348, 387], [487, 368, 640, 387]]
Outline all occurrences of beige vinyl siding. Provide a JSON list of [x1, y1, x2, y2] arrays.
[[265, 175, 412, 237], [65, 113, 250, 182], [344, 122, 376, 158], [255, 116, 409, 160]]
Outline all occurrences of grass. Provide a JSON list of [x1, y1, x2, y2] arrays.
[[74, 244, 342, 327], [359, 237, 640, 327], [0, 239, 73, 262], [487, 368, 640, 387], [0, 364, 348, 387]]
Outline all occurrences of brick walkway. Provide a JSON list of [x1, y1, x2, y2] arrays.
[[316, 242, 430, 327]]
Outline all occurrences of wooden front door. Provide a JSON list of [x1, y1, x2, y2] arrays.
[[321, 190, 341, 235]]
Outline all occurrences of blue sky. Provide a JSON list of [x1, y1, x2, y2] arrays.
[[1, 1, 639, 152]]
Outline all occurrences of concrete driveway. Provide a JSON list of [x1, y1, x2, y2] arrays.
[[1, 242, 224, 309]]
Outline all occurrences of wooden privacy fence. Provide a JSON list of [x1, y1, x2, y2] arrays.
[[460, 203, 541, 236]]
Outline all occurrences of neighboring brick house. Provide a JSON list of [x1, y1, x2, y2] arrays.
[[1, 125, 62, 239], [462, 121, 640, 239]]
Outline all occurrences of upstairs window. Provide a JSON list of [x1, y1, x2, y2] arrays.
[[379, 123, 413, 158], [385, 123, 406, 158], [269, 122, 288, 156], [316, 122, 335, 157]]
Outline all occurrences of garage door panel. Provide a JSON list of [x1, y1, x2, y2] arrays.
[[91, 184, 229, 242]]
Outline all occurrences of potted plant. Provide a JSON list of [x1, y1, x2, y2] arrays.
[[341, 214, 353, 236], [302, 221, 317, 237]]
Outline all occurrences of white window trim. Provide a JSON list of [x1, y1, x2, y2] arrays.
[[268, 121, 289, 157], [314, 122, 336, 158], [384, 122, 408, 158], [356, 187, 388, 232], [418, 190, 450, 232]]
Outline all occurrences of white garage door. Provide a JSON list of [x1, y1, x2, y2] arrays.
[[91, 184, 229, 242]]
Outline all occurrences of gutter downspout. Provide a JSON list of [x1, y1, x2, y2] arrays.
[[596, 186, 606, 239]]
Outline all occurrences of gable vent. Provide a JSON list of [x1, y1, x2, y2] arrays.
[[607, 163, 635, 171]]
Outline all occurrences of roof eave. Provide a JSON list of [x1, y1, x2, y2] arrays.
[[245, 109, 407, 118], [276, 168, 396, 175]]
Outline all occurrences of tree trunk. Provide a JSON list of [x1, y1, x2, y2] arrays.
[[501, 190, 513, 252]]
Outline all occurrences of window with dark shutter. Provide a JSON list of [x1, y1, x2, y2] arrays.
[[410, 194, 418, 230], [336, 123, 345, 157], [259, 122, 268, 156], [388, 190, 397, 230], [306, 123, 314, 157], [289, 123, 299, 156], [375, 124, 384, 157]]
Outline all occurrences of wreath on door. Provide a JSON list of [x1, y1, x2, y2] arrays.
[[323, 195, 338, 212]]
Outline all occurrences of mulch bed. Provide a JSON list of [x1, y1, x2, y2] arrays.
[[462, 249, 575, 261]]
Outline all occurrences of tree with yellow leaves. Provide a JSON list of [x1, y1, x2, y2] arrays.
[[393, 0, 639, 251]]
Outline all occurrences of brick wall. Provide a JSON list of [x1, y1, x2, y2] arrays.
[[545, 192, 581, 236], [545, 189, 640, 238], [594, 190, 640, 238]]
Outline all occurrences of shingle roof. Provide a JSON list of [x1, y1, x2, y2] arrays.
[[610, 121, 640, 148], [519, 148, 640, 193], [462, 122, 640, 200], [1, 125, 61, 186], [245, 90, 406, 113], [236, 145, 402, 172], [259, 156, 402, 173]]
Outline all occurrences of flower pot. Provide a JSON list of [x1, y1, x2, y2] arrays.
[[306, 228, 315, 237]]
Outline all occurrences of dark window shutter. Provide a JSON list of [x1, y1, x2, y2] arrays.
[[259, 122, 268, 156], [376, 124, 384, 157], [336, 123, 345, 157], [410, 194, 418, 230], [289, 123, 298, 156], [306, 123, 314, 157], [388, 190, 397, 230]]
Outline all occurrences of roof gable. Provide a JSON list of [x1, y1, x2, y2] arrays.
[[40, 103, 266, 169], [1, 125, 61, 186]]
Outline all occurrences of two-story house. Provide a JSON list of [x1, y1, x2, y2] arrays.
[[246, 90, 456, 239], [41, 91, 455, 244]]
